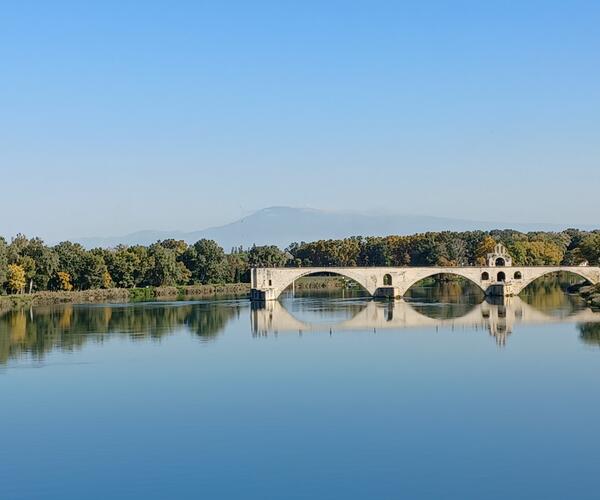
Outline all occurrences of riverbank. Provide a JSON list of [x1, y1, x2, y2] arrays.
[[0, 283, 252, 313], [0, 277, 349, 313]]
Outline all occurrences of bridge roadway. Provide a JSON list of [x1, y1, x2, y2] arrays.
[[250, 265, 600, 300]]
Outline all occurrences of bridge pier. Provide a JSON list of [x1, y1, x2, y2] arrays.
[[485, 282, 517, 298], [373, 287, 403, 299], [250, 288, 278, 301]]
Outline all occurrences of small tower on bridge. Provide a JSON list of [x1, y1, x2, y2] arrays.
[[487, 243, 512, 267]]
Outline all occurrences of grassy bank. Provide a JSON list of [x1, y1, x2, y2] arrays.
[[0, 283, 252, 313], [0, 277, 349, 313]]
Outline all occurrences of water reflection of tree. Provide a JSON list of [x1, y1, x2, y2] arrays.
[[520, 278, 586, 315], [405, 276, 485, 304], [404, 277, 483, 320], [578, 323, 600, 346], [0, 302, 241, 365]]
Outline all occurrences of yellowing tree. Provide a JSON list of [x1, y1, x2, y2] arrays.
[[476, 236, 496, 265], [102, 271, 113, 289], [7, 264, 26, 294], [57, 271, 74, 291]]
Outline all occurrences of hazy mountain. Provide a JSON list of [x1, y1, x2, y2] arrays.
[[76, 207, 596, 250]]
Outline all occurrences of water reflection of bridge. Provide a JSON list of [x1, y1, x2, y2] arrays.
[[251, 297, 600, 346]]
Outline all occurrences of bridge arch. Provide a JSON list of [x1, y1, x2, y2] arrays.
[[401, 269, 487, 296], [274, 268, 376, 298], [514, 268, 599, 295]]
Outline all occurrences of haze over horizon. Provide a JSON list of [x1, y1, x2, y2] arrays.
[[2, 1, 599, 241], [2, 205, 599, 246]]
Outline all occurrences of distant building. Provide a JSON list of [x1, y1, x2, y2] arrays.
[[487, 243, 512, 267]]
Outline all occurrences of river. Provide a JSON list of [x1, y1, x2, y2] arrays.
[[1, 283, 600, 499]]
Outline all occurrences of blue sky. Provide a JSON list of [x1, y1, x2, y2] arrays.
[[1, 1, 599, 240]]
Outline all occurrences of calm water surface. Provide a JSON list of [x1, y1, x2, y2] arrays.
[[2, 284, 600, 499]]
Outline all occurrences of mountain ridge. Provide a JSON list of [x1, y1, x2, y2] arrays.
[[75, 207, 597, 249]]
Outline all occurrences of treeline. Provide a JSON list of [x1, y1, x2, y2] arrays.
[[288, 229, 600, 267], [1, 229, 599, 294]]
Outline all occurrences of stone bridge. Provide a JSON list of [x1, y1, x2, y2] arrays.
[[250, 265, 600, 301]]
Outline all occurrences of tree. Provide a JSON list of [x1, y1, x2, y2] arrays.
[[359, 237, 389, 266], [145, 244, 188, 286], [579, 233, 600, 265], [225, 250, 249, 283], [447, 238, 468, 266], [248, 245, 289, 268], [0, 237, 7, 293], [475, 236, 496, 265], [57, 271, 74, 291], [53, 241, 87, 289], [79, 252, 109, 289], [102, 271, 113, 289], [105, 246, 141, 288], [17, 256, 36, 293], [385, 236, 412, 266], [510, 241, 564, 266], [22, 237, 58, 291], [159, 239, 188, 256], [7, 264, 26, 294], [182, 239, 228, 284], [7, 234, 29, 262]]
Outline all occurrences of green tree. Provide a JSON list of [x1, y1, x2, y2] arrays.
[[79, 252, 109, 289], [53, 241, 87, 289], [159, 239, 188, 256], [21, 237, 58, 291], [105, 246, 142, 288], [359, 237, 389, 266], [182, 239, 228, 284], [16, 255, 36, 293], [446, 238, 468, 266], [248, 245, 289, 268], [225, 250, 249, 283], [145, 244, 187, 286], [0, 237, 7, 293], [579, 233, 600, 265]]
